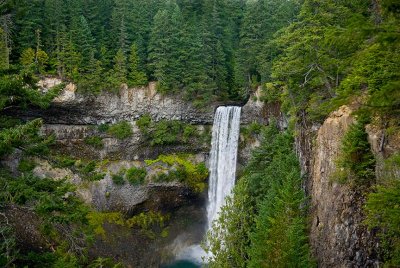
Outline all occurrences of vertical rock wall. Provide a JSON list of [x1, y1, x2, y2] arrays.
[[307, 106, 380, 267]]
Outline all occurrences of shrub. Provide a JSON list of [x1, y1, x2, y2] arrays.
[[365, 178, 400, 266], [182, 125, 196, 142], [81, 161, 97, 174], [151, 120, 182, 146], [126, 166, 147, 185], [84, 136, 103, 149], [107, 121, 133, 139], [136, 114, 152, 131], [136, 117, 199, 146], [335, 118, 376, 185], [87, 172, 105, 181], [112, 174, 125, 185], [18, 159, 36, 172], [97, 123, 109, 132], [146, 154, 208, 192], [54, 156, 76, 168]]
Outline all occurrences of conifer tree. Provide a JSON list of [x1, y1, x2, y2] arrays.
[[128, 43, 147, 87], [73, 15, 95, 70], [80, 51, 104, 94], [148, 1, 183, 92], [108, 48, 127, 91]]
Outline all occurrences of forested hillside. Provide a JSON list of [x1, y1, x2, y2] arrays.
[[1, 0, 399, 267], [3, 0, 284, 103]]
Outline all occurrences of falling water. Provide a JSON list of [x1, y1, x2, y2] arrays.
[[174, 106, 241, 264], [206, 106, 241, 229]]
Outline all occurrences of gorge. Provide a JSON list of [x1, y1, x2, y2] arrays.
[[1, 0, 399, 267]]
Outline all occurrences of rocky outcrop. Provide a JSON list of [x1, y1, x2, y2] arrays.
[[308, 106, 381, 267], [13, 78, 265, 125]]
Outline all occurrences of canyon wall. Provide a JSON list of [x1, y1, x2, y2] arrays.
[[303, 105, 400, 267]]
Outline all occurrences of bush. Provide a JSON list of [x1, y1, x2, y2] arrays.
[[87, 172, 105, 181], [107, 121, 133, 139], [146, 154, 208, 192], [84, 136, 103, 149], [54, 156, 76, 168], [365, 179, 400, 266], [81, 161, 97, 174], [335, 118, 376, 185], [97, 123, 109, 132], [136, 114, 152, 132], [151, 120, 182, 146], [112, 174, 125, 185], [136, 117, 199, 146], [18, 159, 36, 172], [182, 125, 196, 142], [126, 166, 147, 185]]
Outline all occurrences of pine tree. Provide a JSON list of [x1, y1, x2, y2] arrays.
[[107, 48, 127, 91], [72, 15, 95, 70], [179, 19, 211, 102], [110, 0, 130, 54], [128, 43, 147, 87], [235, 0, 264, 91], [148, 1, 183, 92], [79, 51, 104, 94]]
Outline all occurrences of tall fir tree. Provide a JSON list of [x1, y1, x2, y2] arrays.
[[128, 43, 147, 87], [148, 1, 183, 92]]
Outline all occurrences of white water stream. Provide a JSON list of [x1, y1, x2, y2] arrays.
[[206, 106, 241, 229], [175, 106, 241, 264]]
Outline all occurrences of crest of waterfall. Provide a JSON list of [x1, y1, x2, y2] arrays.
[[207, 106, 241, 230]]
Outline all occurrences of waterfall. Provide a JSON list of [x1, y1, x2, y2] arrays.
[[174, 106, 241, 264], [206, 106, 241, 230]]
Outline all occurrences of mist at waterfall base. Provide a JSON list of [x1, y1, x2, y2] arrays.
[[172, 106, 241, 265]]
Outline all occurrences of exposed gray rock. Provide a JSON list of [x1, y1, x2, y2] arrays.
[[308, 106, 379, 267], [13, 79, 265, 125]]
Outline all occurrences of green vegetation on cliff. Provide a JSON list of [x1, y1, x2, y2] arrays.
[[1, 0, 399, 266], [206, 124, 314, 267]]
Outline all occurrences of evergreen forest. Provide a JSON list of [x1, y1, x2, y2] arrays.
[[0, 0, 399, 267]]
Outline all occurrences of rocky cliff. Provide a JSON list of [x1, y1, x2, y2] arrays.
[[304, 105, 400, 267], [15, 78, 265, 125], [5, 78, 266, 267]]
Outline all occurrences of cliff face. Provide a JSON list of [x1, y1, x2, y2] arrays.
[[307, 106, 378, 267], [16, 79, 264, 125], [305, 105, 400, 267], [6, 78, 266, 267]]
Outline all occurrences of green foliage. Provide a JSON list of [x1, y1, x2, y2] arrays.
[[97, 123, 110, 133], [365, 178, 400, 266], [0, 119, 42, 157], [206, 124, 314, 267], [53, 155, 76, 168], [0, 171, 93, 266], [136, 114, 152, 134], [151, 120, 183, 146], [128, 43, 147, 87], [0, 223, 17, 267], [87, 212, 125, 237], [107, 121, 132, 140], [126, 211, 170, 239], [87, 210, 169, 240], [335, 118, 376, 185], [111, 173, 125, 185], [18, 158, 36, 173], [205, 178, 253, 268], [146, 154, 208, 193], [126, 166, 147, 186], [84, 136, 104, 149], [136, 115, 198, 146]]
